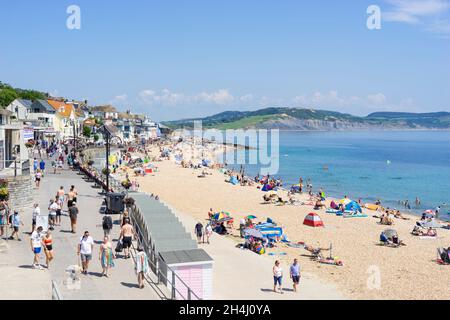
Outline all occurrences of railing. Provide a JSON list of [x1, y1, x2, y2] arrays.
[[128, 202, 201, 301], [52, 280, 63, 300], [0, 159, 29, 177]]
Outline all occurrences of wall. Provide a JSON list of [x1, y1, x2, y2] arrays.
[[7, 175, 34, 212]]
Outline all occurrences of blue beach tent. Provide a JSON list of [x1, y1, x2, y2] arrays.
[[345, 201, 363, 213]]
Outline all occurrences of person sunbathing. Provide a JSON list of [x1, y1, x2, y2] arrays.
[[314, 200, 326, 210], [426, 228, 437, 237], [394, 210, 410, 220]]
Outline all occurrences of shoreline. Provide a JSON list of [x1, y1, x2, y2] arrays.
[[110, 143, 450, 300]]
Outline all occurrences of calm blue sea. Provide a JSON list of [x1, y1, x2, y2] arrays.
[[227, 131, 450, 221]]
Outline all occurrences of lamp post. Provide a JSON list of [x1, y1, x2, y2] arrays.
[[98, 125, 121, 193]]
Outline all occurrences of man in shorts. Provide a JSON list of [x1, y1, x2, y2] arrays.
[[30, 226, 44, 269], [290, 258, 301, 293], [119, 218, 135, 259], [48, 199, 59, 231], [69, 202, 79, 234], [78, 231, 94, 275], [9, 211, 24, 241]]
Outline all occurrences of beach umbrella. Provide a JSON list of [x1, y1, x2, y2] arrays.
[[244, 228, 264, 239], [246, 215, 257, 220], [339, 198, 352, 205], [383, 229, 398, 239], [423, 210, 435, 215], [212, 212, 232, 222]]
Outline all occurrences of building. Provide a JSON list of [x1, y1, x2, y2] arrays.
[[7, 99, 33, 121], [0, 109, 28, 173], [47, 100, 79, 140], [89, 105, 119, 121]]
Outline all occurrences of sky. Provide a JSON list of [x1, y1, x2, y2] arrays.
[[0, 0, 449, 121]]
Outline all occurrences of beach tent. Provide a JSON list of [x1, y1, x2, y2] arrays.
[[244, 228, 264, 239], [230, 176, 239, 185], [303, 213, 324, 228], [261, 184, 277, 192], [256, 226, 283, 239], [345, 201, 363, 213]]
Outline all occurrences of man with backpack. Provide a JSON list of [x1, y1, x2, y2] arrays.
[[102, 215, 113, 238]]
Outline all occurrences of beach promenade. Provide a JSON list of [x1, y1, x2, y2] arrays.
[[0, 161, 161, 300]]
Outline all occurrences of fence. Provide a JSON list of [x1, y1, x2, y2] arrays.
[[52, 280, 63, 300], [128, 205, 201, 300]]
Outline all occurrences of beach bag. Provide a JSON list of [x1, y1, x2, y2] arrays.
[[115, 240, 123, 253]]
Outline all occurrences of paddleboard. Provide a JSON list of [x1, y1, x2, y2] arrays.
[[365, 204, 379, 211]]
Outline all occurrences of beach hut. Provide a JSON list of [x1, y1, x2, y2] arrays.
[[303, 213, 325, 228]]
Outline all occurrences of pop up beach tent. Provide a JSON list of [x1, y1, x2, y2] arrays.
[[303, 213, 325, 227]]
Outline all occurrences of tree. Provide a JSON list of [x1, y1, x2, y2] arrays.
[[83, 126, 92, 138], [94, 134, 100, 142], [0, 88, 19, 107]]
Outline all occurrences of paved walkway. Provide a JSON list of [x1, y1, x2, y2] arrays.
[[0, 159, 161, 300]]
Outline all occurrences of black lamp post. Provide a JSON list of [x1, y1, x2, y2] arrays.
[[98, 125, 121, 193]]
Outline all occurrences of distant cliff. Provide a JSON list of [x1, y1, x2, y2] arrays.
[[163, 107, 450, 130]]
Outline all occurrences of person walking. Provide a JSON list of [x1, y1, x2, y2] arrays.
[[9, 211, 24, 241], [0, 200, 8, 239], [55, 196, 63, 226], [290, 259, 301, 293], [205, 223, 213, 244], [31, 203, 40, 233], [35, 170, 42, 188], [99, 236, 115, 277], [78, 231, 94, 275], [30, 226, 44, 270], [43, 230, 54, 269], [102, 215, 113, 238], [135, 246, 149, 289], [69, 202, 79, 234], [195, 222, 203, 244], [68, 186, 77, 209], [57, 186, 65, 211], [48, 199, 58, 231], [39, 159, 46, 175], [273, 260, 283, 294], [119, 218, 135, 259]]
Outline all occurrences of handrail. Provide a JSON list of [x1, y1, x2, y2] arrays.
[[128, 202, 201, 300], [52, 280, 63, 300]]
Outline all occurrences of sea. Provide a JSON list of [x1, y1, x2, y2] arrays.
[[225, 130, 450, 222]]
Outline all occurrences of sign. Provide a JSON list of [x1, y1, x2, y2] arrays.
[[23, 128, 34, 142]]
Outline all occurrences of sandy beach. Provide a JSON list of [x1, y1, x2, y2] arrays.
[[114, 143, 450, 300]]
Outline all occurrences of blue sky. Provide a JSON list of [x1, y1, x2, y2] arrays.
[[1, 0, 449, 121]]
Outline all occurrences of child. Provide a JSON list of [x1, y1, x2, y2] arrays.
[[9, 211, 24, 241]]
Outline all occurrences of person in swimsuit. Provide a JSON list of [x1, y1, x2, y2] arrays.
[[57, 187, 65, 210], [99, 236, 115, 277], [68, 186, 77, 208], [43, 231, 54, 269], [119, 218, 135, 259]]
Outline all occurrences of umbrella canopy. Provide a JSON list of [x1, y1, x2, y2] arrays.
[[244, 228, 264, 239], [246, 215, 257, 220], [383, 229, 398, 239], [423, 210, 435, 215], [212, 212, 231, 221], [339, 198, 352, 205]]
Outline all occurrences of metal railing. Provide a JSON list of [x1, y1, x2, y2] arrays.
[[52, 280, 63, 300], [128, 202, 201, 301]]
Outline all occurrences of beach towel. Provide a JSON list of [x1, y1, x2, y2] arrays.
[[343, 214, 368, 218]]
